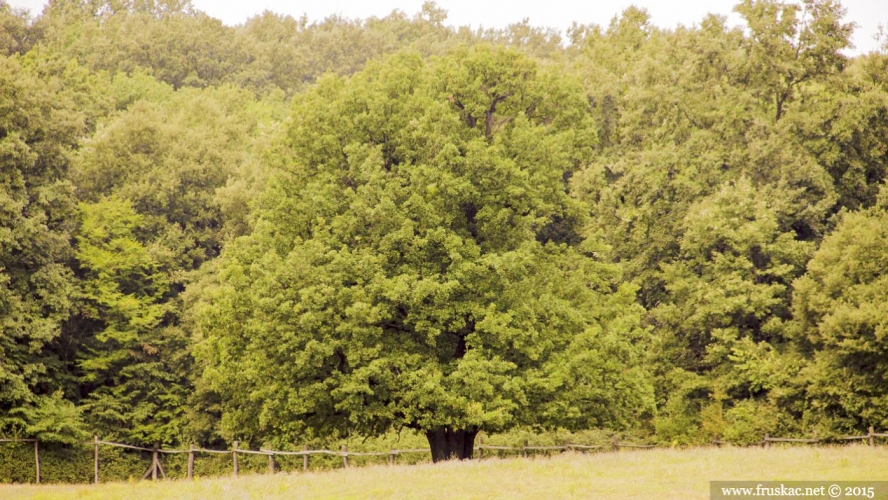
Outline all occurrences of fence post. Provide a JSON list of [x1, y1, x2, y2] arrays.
[[389, 449, 395, 466], [522, 439, 528, 458], [93, 435, 100, 484], [869, 426, 875, 447], [34, 440, 40, 484], [268, 451, 275, 474], [477, 436, 483, 461], [188, 444, 195, 479], [564, 440, 571, 454], [303, 444, 309, 471], [764, 433, 770, 448], [233, 441, 239, 477], [612, 436, 620, 452], [152, 444, 159, 481], [341, 445, 348, 468]]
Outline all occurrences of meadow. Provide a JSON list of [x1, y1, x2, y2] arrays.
[[2, 445, 886, 500]]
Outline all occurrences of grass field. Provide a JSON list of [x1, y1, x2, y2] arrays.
[[2, 445, 886, 499]]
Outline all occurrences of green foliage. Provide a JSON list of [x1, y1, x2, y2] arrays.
[[13, 391, 88, 444], [653, 177, 815, 395], [0, 1, 34, 56], [786, 60, 888, 211], [567, 1, 883, 443], [0, 54, 82, 435], [734, 0, 853, 122], [788, 204, 888, 432], [75, 197, 187, 445], [231, 4, 465, 96], [74, 85, 261, 265], [35, 0, 239, 90], [196, 46, 653, 448], [722, 400, 781, 445], [653, 370, 712, 445]]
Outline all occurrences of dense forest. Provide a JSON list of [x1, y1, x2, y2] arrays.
[[2, 0, 887, 462]]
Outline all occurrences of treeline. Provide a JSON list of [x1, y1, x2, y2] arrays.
[[1, 0, 887, 461]]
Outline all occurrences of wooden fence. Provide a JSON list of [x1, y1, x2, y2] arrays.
[[1, 427, 884, 485], [708, 426, 888, 448]]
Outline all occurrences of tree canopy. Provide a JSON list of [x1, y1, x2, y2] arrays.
[[195, 47, 653, 460], [0, 54, 82, 436]]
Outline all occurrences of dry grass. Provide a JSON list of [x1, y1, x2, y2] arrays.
[[3, 445, 886, 499]]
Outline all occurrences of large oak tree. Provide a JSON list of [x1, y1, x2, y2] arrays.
[[195, 46, 653, 461]]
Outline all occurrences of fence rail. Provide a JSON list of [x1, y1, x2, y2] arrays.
[[755, 426, 884, 448], [1, 426, 884, 485]]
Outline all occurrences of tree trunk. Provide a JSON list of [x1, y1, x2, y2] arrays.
[[425, 427, 478, 462]]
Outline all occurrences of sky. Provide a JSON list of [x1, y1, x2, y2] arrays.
[[7, 0, 888, 54]]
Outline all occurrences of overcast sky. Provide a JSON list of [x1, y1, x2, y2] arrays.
[[8, 0, 887, 54]]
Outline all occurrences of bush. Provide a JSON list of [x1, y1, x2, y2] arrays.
[[723, 400, 781, 446]]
